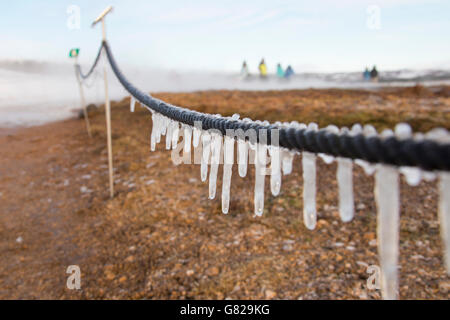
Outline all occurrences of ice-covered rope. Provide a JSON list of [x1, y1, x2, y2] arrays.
[[77, 40, 450, 300]]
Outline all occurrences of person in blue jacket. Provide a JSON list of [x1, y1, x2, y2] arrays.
[[276, 63, 285, 78], [284, 65, 294, 79], [363, 67, 371, 81]]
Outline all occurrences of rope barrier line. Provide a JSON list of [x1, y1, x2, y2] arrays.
[[98, 40, 450, 172], [75, 38, 450, 301], [75, 43, 103, 80]]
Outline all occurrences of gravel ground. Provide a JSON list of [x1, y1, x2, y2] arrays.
[[0, 86, 449, 299]]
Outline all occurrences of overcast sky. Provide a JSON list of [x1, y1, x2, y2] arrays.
[[1, 0, 449, 73]]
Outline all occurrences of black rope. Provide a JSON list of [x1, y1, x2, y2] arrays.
[[78, 41, 450, 172], [76, 43, 103, 79]]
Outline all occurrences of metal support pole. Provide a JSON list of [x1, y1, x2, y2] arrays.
[[93, 6, 114, 198], [74, 56, 92, 138]]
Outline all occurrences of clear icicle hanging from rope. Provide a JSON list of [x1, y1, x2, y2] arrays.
[[336, 125, 356, 222], [171, 121, 180, 149], [150, 112, 158, 151], [254, 142, 267, 216], [238, 139, 248, 177], [375, 129, 400, 300], [165, 119, 173, 150], [281, 149, 294, 175], [269, 145, 281, 196], [302, 123, 318, 230], [222, 135, 234, 214], [237, 117, 253, 178], [337, 157, 354, 222], [209, 133, 222, 199], [193, 126, 201, 148], [183, 125, 192, 154], [200, 132, 211, 182], [130, 96, 136, 112], [155, 114, 163, 144]]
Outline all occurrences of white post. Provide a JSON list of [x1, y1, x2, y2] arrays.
[[93, 6, 114, 198], [74, 56, 92, 138]]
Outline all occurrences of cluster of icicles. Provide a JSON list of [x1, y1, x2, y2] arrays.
[[131, 97, 450, 300]]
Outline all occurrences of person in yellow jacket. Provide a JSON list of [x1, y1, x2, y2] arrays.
[[258, 58, 268, 78]]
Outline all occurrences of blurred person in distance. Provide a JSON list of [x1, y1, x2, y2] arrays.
[[284, 65, 294, 79], [370, 65, 379, 82], [363, 67, 371, 81], [240, 60, 250, 79], [259, 58, 268, 79], [276, 63, 285, 79]]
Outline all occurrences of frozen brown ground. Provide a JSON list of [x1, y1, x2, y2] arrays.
[[0, 86, 449, 299]]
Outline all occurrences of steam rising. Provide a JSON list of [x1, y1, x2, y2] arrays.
[[1, 59, 449, 127]]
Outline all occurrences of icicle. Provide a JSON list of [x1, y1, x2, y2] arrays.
[[375, 164, 400, 300], [171, 121, 180, 149], [269, 145, 281, 196], [395, 123, 422, 186], [281, 149, 294, 175], [222, 136, 234, 214], [200, 132, 211, 182], [184, 125, 192, 154], [302, 123, 318, 230], [439, 172, 450, 275], [336, 125, 356, 222], [161, 116, 168, 136], [165, 120, 173, 150], [302, 151, 317, 229], [337, 158, 354, 222], [130, 96, 136, 112], [209, 133, 222, 199], [254, 143, 267, 216], [248, 139, 257, 168], [154, 114, 162, 144], [193, 126, 201, 148], [238, 138, 248, 177], [150, 113, 158, 151]]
